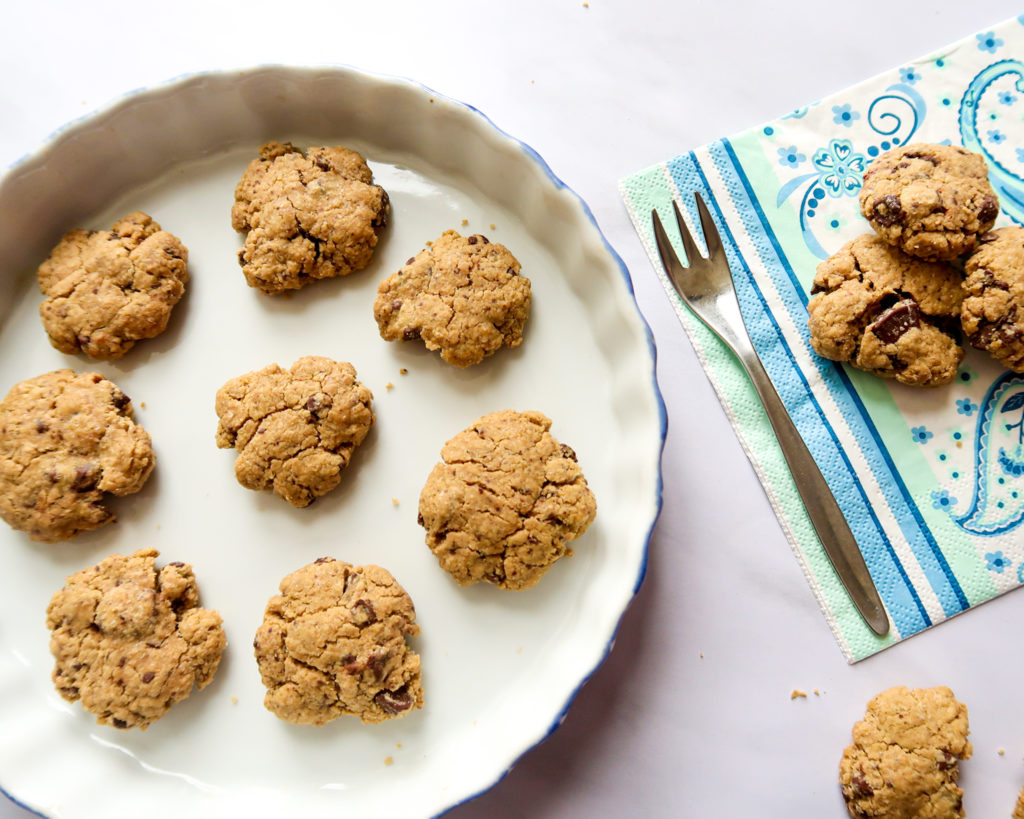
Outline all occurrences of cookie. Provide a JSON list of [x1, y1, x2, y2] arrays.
[[839, 686, 971, 818], [253, 557, 423, 726], [859, 143, 998, 261], [215, 356, 374, 507], [374, 230, 531, 367], [418, 410, 597, 590], [231, 141, 389, 294], [37, 211, 188, 360], [807, 234, 965, 387], [46, 548, 225, 730], [961, 226, 1024, 372], [0, 370, 155, 542], [1014, 788, 1024, 819]]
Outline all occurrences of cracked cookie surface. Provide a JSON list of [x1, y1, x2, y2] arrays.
[[807, 234, 965, 386], [46, 548, 226, 730], [37, 211, 188, 360], [231, 141, 389, 294], [839, 685, 971, 819], [860, 142, 998, 261], [418, 410, 597, 590], [961, 226, 1024, 372], [0, 369, 155, 542], [254, 557, 423, 726], [373, 229, 531, 367], [215, 356, 374, 507]]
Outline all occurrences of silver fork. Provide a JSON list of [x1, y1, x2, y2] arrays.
[[652, 193, 889, 637]]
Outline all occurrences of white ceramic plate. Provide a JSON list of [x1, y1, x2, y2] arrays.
[[0, 67, 664, 818]]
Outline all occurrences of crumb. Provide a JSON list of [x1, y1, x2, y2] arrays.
[[999, 748, 1006, 755], [530, 80, 535, 84], [489, 223, 496, 230], [699, 652, 704, 659], [399, 368, 408, 375], [140, 401, 146, 409], [384, 756, 393, 766], [283, 293, 293, 300], [392, 498, 399, 507], [583, 2, 589, 6], [956, 441, 963, 448], [814, 689, 821, 696], [566, 547, 574, 557], [791, 689, 807, 700], [461, 219, 469, 227], [473, 719, 477, 726], [397, 743, 402, 749], [426, 240, 433, 246], [231, 696, 238, 704], [386, 382, 394, 391], [429, 98, 435, 104], [516, 646, 523, 654]]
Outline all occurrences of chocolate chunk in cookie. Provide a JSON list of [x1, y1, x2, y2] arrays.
[[860, 143, 998, 261], [46, 548, 226, 730], [0, 370, 155, 542], [214, 356, 374, 507], [374, 230, 532, 367], [839, 686, 971, 819], [418, 410, 597, 590], [253, 557, 423, 726], [231, 141, 389, 294], [807, 234, 965, 386], [961, 227, 1024, 372], [37, 211, 188, 360]]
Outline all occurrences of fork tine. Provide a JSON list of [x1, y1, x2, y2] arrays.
[[671, 199, 705, 268], [694, 192, 724, 261], [651, 208, 682, 278]]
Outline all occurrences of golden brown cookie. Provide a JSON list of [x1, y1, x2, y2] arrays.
[[807, 234, 965, 387], [373, 230, 531, 367], [37, 211, 188, 360], [46, 548, 226, 730], [0, 370, 155, 542], [859, 143, 998, 261], [1013, 787, 1024, 819], [231, 141, 389, 294], [961, 226, 1024, 372], [839, 686, 971, 818], [253, 557, 423, 726], [418, 410, 597, 590], [214, 356, 374, 507]]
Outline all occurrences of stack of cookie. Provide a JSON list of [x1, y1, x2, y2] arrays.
[[807, 143, 1024, 387]]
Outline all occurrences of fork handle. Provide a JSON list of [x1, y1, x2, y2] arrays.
[[736, 347, 890, 636]]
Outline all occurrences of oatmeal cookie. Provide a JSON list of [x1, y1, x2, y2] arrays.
[[839, 686, 971, 818], [0, 370, 155, 542], [214, 356, 374, 507], [807, 234, 965, 386], [37, 211, 188, 360], [254, 557, 423, 726], [860, 142, 998, 261], [418, 410, 597, 590], [373, 230, 531, 367], [46, 548, 225, 730], [961, 226, 1024, 372], [231, 141, 389, 294], [1014, 787, 1024, 819]]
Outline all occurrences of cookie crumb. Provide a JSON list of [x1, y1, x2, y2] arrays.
[[392, 498, 399, 507], [140, 402, 147, 409], [583, 1, 589, 6], [384, 756, 394, 766], [814, 689, 821, 696], [699, 652, 704, 659], [489, 223, 496, 230], [231, 696, 238, 704], [397, 743, 402, 749], [461, 219, 469, 227], [791, 689, 807, 700], [999, 748, 1006, 755], [566, 547, 574, 557], [386, 382, 394, 391], [399, 368, 408, 375]]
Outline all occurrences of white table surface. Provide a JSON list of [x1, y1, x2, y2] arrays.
[[3, 2, 1023, 816]]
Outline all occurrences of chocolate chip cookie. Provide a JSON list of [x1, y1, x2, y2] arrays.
[[231, 141, 389, 294], [0, 370, 155, 542], [807, 234, 965, 386], [961, 226, 1024, 372], [37, 211, 188, 360], [860, 143, 999, 261], [46, 548, 226, 730], [254, 557, 423, 726], [373, 230, 531, 367], [839, 686, 971, 819], [418, 410, 597, 590], [214, 356, 374, 507]]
